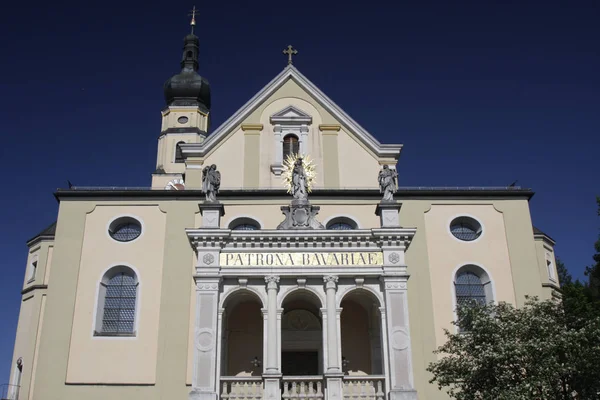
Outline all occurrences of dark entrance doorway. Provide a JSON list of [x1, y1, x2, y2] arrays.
[[282, 351, 319, 375]]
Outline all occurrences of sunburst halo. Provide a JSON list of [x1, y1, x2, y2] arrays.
[[282, 153, 317, 194]]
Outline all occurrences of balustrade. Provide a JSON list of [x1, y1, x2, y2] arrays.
[[282, 376, 324, 400], [342, 376, 385, 400], [220, 377, 263, 400]]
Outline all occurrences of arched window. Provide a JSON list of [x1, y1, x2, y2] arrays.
[[283, 134, 299, 160], [326, 217, 358, 230], [95, 266, 138, 336], [175, 141, 185, 163], [454, 265, 493, 307], [229, 217, 261, 231]]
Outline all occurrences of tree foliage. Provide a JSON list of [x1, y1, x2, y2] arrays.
[[427, 299, 600, 400]]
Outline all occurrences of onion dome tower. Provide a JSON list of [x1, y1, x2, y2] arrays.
[[153, 10, 211, 188], [163, 33, 211, 113]]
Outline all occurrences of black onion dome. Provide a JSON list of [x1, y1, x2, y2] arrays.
[[163, 33, 211, 112]]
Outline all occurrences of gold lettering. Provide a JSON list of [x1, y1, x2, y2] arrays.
[[276, 254, 285, 265], [368, 253, 376, 265], [340, 253, 349, 265], [235, 254, 243, 266], [221, 252, 383, 267], [359, 253, 367, 265], [302, 253, 310, 265]]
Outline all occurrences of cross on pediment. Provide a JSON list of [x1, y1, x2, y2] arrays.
[[283, 45, 298, 65]]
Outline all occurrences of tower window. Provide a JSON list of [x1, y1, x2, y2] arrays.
[[175, 141, 185, 163], [283, 135, 299, 160]]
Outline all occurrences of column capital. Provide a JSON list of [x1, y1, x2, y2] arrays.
[[265, 275, 280, 290], [323, 275, 339, 289]]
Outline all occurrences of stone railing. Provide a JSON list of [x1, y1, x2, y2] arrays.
[[282, 376, 324, 400], [220, 377, 263, 400], [342, 375, 385, 400]]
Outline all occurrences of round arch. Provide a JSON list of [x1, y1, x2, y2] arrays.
[[337, 286, 383, 309], [278, 286, 325, 309], [220, 287, 266, 310]]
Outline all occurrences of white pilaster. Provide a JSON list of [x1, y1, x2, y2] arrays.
[[263, 275, 282, 400], [189, 277, 221, 400], [323, 275, 344, 400], [323, 275, 341, 373], [382, 277, 418, 400]]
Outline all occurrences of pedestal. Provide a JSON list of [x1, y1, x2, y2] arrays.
[[199, 202, 225, 228], [277, 199, 324, 229], [375, 202, 402, 227], [263, 375, 283, 400], [325, 373, 345, 400]]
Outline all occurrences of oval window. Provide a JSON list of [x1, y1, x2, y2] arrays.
[[109, 217, 142, 242], [450, 217, 482, 242], [177, 116, 189, 124]]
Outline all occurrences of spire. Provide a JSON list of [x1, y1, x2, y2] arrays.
[[189, 6, 197, 35], [163, 11, 211, 111], [181, 32, 199, 72]]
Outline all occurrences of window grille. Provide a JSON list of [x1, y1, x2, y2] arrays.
[[450, 217, 482, 241], [100, 272, 137, 334], [108, 218, 142, 242], [455, 272, 487, 306], [232, 223, 259, 231], [328, 222, 354, 230]]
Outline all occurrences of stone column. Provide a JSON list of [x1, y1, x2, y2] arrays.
[[263, 275, 281, 400], [382, 277, 417, 400], [189, 277, 221, 400], [323, 275, 341, 373], [323, 275, 344, 400]]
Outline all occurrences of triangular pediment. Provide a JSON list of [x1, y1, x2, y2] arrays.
[[270, 105, 313, 124], [181, 66, 402, 160]]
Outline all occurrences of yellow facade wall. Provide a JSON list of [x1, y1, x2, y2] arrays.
[[66, 205, 167, 384]]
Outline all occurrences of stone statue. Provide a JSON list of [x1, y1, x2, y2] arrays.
[[291, 158, 308, 200], [202, 164, 221, 202], [378, 165, 398, 202]]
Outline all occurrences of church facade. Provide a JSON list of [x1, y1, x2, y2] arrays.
[[8, 29, 560, 400]]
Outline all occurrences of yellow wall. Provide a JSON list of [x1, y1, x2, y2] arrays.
[[423, 204, 516, 347], [66, 205, 167, 384], [183, 79, 384, 191]]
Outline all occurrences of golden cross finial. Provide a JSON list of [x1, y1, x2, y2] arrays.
[[283, 45, 298, 65], [189, 6, 197, 34]]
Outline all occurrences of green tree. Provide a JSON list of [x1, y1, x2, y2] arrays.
[[583, 197, 600, 301], [427, 298, 600, 400]]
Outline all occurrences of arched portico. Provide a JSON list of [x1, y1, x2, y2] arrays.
[[220, 290, 264, 376], [280, 289, 324, 375], [340, 289, 384, 375]]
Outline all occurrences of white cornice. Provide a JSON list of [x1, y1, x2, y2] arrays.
[[181, 65, 403, 160], [186, 228, 415, 250]]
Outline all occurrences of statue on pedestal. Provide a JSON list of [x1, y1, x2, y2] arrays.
[[378, 165, 398, 202], [291, 158, 308, 200], [202, 164, 221, 202], [278, 154, 323, 229]]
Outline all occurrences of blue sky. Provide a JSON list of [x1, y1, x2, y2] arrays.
[[0, 0, 598, 383]]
